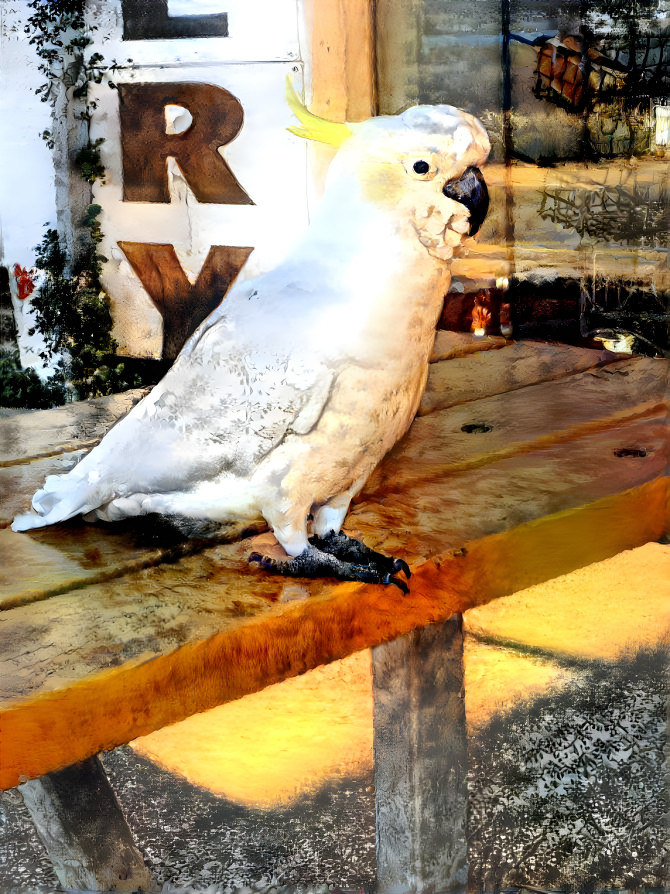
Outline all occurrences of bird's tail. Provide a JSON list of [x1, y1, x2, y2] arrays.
[[11, 468, 110, 532]]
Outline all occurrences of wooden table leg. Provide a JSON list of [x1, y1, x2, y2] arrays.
[[19, 754, 153, 892], [373, 615, 468, 894]]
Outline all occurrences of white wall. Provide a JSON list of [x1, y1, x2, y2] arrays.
[[0, 1, 61, 373], [1, 0, 311, 360], [0, 1, 58, 269]]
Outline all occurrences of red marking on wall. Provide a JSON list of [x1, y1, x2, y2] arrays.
[[13, 265, 35, 301]]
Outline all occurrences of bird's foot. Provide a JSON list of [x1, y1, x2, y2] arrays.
[[249, 540, 410, 594], [309, 529, 411, 580]]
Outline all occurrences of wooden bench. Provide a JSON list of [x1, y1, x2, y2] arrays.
[[1, 332, 668, 892]]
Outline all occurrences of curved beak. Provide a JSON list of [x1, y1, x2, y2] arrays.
[[442, 166, 489, 236]]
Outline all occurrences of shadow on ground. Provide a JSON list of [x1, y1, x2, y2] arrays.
[[0, 647, 667, 893], [469, 645, 669, 891]]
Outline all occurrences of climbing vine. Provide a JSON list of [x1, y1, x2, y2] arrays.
[[26, 211, 139, 400], [26, 1, 104, 96], [0, 1, 148, 406], [24, 0, 125, 144], [75, 137, 107, 183]]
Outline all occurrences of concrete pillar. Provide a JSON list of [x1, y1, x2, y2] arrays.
[[373, 615, 468, 894], [19, 755, 152, 892]]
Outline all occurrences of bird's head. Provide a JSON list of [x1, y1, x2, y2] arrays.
[[287, 80, 491, 262]]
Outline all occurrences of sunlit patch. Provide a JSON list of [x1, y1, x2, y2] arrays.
[[463, 639, 575, 735], [131, 650, 373, 808]]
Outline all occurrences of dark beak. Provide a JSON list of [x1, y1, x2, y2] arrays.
[[442, 166, 489, 236]]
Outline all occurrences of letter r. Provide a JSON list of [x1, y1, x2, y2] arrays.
[[119, 82, 254, 205]]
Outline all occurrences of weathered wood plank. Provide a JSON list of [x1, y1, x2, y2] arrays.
[[19, 756, 152, 892], [368, 356, 667, 494], [1, 405, 665, 611], [480, 158, 666, 191], [0, 342, 605, 526], [307, 0, 376, 123], [0, 450, 87, 526], [0, 521, 186, 611], [0, 340, 601, 475], [419, 341, 610, 414], [0, 390, 146, 466], [373, 616, 468, 893], [0, 476, 666, 789], [0, 337, 502, 479], [1, 413, 665, 698], [0, 338, 498, 526], [0, 343, 667, 786], [0, 543, 279, 705], [429, 330, 509, 361], [351, 413, 668, 559]]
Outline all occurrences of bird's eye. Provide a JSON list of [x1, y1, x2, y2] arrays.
[[405, 158, 437, 180]]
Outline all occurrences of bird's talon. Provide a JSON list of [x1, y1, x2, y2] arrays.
[[384, 573, 410, 595], [249, 552, 273, 571], [393, 557, 411, 578]]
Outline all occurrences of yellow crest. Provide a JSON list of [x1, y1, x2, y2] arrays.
[[285, 77, 353, 148]]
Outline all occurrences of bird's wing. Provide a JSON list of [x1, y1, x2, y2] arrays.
[[153, 336, 331, 463], [94, 305, 336, 494], [13, 280, 338, 531], [62, 281, 336, 499]]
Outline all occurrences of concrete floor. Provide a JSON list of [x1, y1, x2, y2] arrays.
[[1, 612, 666, 891]]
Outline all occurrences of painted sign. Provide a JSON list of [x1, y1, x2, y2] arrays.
[[85, 0, 308, 359]]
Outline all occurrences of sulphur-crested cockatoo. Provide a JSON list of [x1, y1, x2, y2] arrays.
[[13, 83, 490, 593]]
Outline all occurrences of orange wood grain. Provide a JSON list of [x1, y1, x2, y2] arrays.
[[307, 0, 377, 122], [1, 476, 666, 790]]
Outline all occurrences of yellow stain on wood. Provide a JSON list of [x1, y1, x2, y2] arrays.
[[1, 477, 667, 790], [132, 651, 373, 808]]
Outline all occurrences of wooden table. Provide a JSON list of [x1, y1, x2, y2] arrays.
[[1, 332, 668, 892]]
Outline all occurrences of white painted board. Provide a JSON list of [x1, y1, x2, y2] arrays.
[[90, 63, 310, 356]]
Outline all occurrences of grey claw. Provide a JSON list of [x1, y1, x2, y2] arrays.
[[249, 552, 268, 568], [393, 558, 411, 578], [384, 573, 410, 596]]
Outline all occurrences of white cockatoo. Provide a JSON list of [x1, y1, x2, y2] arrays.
[[13, 83, 490, 592]]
